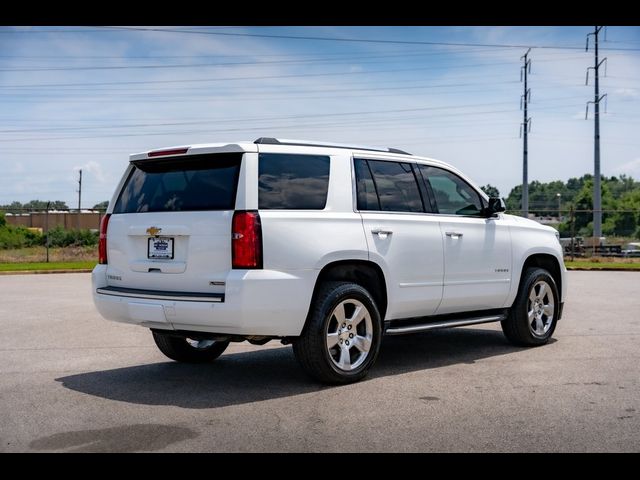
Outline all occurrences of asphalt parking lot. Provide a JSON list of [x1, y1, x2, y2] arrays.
[[0, 271, 639, 452]]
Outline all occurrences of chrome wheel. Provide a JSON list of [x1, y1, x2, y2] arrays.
[[185, 338, 216, 349], [326, 299, 373, 371], [527, 280, 555, 337]]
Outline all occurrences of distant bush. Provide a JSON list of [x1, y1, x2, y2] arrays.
[[46, 225, 98, 247], [0, 221, 98, 249], [0, 224, 44, 249]]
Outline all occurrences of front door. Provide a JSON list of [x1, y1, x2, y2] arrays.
[[416, 164, 512, 314]]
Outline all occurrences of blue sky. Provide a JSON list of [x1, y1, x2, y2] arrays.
[[1, 25, 639, 208]]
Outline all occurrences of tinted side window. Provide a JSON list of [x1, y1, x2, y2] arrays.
[[113, 153, 241, 213], [259, 153, 330, 210], [418, 165, 483, 216], [364, 160, 424, 213]]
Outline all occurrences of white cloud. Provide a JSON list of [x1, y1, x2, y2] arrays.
[[72, 161, 108, 184], [572, 110, 586, 120], [10, 163, 25, 174], [615, 88, 639, 99], [615, 158, 640, 176]]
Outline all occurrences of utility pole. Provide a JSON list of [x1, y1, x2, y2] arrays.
[[520, 48, 532, 218], [586, 26, 607, 239], [77, 169, 82, 230], [46, 201, 50, 263]]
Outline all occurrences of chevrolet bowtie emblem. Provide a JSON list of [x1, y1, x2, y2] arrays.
[[146, 226, 162, 236]]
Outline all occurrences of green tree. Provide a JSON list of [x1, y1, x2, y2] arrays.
[[0, 200, 69, 213], [480, 184, 501, 198], [0, 201, 25, 214], [612, 190, 640, 237], [92, 201, 109, 210], [23, 200, 69, 210]]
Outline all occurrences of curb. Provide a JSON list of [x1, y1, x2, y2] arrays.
[[0, 269, 93, 275]]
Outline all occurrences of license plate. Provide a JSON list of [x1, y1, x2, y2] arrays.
[[148, 237, 174, 259]]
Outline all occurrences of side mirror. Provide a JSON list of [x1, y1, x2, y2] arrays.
[[486, 197, 506, 216]]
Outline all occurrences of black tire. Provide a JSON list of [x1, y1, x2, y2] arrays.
[[293, 281, 382, 384], [502, 267, 559, 346], [152, 330, 229, 363]]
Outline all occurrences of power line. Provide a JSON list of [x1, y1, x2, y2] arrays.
[[0, 100, 518, 133], [0, 50, 590, 68], [0, 83, 526, 103], [0, 54, 591, 73], [94, 26, 640, 52], [6, 67, 621, 93], [0, 26, 249, 34], [0, 97, 589, 134], [0, 72, 521, 90], [0, 57, 525, 73], [0, 102, 587, 143], [0, 64, 517, 88], [0, 28, 113, 34], [0, 47, 541, 60], [0, 100, 595, 127], [0, 80, 521, 97], [0, 48, 511, 62]]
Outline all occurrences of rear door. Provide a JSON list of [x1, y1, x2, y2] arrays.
[[105, 152, 243, 295], [355, 158, 444, 319]]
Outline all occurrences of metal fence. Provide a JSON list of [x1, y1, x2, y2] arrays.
[[2, 207, 105, 232], [505, 208, 640, 260], [1, 207, 106, 263], [3, 206, 639, 262]]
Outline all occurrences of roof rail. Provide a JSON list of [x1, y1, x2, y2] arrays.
[[254, 137, 411, 155]]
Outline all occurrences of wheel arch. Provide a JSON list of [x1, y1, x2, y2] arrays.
[[519, 253, 563, 302], [306, 260, 388, 326]]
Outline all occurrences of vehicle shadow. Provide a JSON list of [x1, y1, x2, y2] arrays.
[[56, 328, 534, 409]]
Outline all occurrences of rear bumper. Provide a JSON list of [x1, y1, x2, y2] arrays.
[[91, 265, 316, 336]]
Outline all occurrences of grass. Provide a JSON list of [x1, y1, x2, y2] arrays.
[[0, 246, 97, 263], [2, 247, 639, 272], [0, 261, 96, 272], [565, 259, 640, 270]]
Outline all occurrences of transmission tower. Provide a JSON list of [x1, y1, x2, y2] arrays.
[[586, 26, 608, 238], [520, 48, 532, 218]]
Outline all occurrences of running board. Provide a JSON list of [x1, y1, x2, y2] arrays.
[[385, 313, 507, 336]]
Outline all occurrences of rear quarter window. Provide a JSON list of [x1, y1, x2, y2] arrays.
[[113, 153, 241, 213], [258, 153, 330, 210]]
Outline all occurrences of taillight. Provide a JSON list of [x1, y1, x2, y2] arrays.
[[232, 210, 262, 269], [98, 213, 111, 265], [147, 148, 189, 157]]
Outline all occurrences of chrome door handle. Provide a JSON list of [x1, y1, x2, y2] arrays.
[[371, 228, 393, 237], [445, 231, 463, 238]]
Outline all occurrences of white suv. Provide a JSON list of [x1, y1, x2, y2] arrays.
[[92, 137, 567, 384]]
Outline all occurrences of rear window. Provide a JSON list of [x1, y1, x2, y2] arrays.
[[113, 153, 241, 213], [258, 153, 330, 210]]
